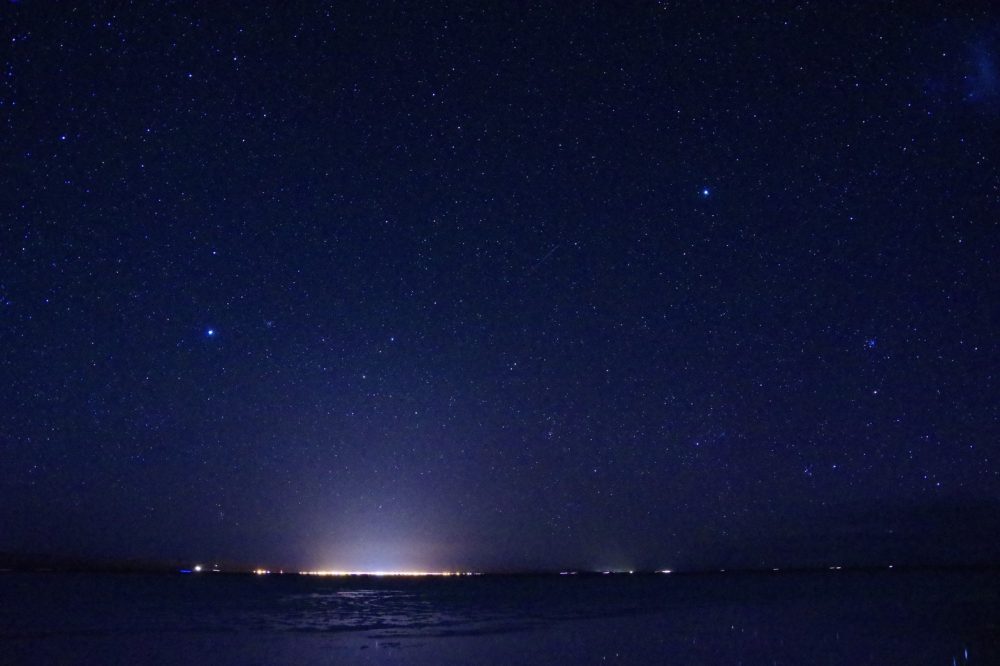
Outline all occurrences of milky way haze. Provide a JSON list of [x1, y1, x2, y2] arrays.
[[2, 2, 997, 572]]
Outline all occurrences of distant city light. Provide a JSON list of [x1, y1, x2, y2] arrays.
[[659, 569, 673, 574], [297, 570, 480, 577]]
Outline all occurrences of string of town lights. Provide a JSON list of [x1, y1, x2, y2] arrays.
[[177, 565, 897, 576]]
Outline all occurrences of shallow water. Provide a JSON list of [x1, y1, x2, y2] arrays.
[[1, 569, 997, 664]]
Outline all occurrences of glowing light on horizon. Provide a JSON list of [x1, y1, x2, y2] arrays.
[[659, 569, 673, 574], [298, 570, 480, 577]]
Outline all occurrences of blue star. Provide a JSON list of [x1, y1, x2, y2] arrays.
[[701, 187, 710, 197], [865, 338, 877, 349], [206, 328, 216, 338]]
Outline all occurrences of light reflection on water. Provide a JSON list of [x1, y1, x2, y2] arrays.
[[168, 576, 667, 639], [268, 588, 541, 635]]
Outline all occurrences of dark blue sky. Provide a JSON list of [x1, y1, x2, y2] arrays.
[[1, 1, 997, 572]]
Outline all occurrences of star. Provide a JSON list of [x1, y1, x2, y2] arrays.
[[206, 328, 216, 337], [701, 187, 710, 197]]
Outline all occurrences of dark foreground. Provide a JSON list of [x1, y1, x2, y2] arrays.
[[1, 569, 997, 665]]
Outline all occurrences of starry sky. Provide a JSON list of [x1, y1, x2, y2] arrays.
[[2, 2, 998, 573]]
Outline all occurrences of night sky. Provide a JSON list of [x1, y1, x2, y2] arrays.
[[2, 2, 998, 573]]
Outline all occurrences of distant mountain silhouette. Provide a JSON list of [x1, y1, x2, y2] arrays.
[[3, 497, 998, 574], [0, 552, 262, 574]]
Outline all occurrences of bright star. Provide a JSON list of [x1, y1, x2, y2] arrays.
[[206, 328, 215, 337], [701, 188, 710, 197]]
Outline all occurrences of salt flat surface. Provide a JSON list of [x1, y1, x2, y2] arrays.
[[1, 570, 997, 665]]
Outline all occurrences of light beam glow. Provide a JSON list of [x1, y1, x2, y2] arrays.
[[298, 570, 480, 577]]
